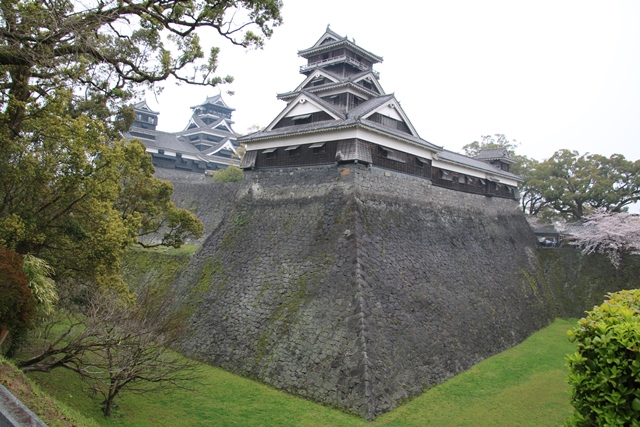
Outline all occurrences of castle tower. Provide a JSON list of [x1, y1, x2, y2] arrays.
[[124, 95, 239, 174], [183, 95, 238, 157], [278, 25, 385, 108], [132, 100, 159, 130], [240, 27, 521, 200]]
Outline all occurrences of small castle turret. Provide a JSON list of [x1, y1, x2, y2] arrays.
[[125, 95, 239, 174]]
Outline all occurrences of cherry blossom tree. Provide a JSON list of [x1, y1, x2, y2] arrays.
[[559, 210, 640, 268]]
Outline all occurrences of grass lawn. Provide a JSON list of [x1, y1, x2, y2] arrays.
[[27, 318, 576, 426]]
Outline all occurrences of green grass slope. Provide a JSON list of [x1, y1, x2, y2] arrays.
[[0, 356, 100, 427], [25, 319, 575, 426]]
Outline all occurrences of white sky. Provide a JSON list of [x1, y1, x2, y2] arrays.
[[147, 0, 640, 164]]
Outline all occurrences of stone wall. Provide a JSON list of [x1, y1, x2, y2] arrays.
[[171, 164, 556, 419], [538, 248, 640, 318], [154, 167, 242, 245]]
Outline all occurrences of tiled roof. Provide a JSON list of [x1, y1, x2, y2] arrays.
[[473, 148, 516, 163], [125, 128, 236, 166], [298, 29, 383, 63], [241, 93, 441, 152], [346, 93, 394, 118], [125, 129, 196, 153], [133, 100, 159, 114], [438, 150, 522, 181], [190, 94, 235, 111], [301, 90, 347, 120], [278, 80, 380, 102]]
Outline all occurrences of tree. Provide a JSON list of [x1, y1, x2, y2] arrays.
[[1, 94, 203, 292], [1, 0, 282, 291], [462, 133, 534, 177], [462, 134, 520, 158], [213, 165, 244, 183], [17, 285, 197, 416], [0, 246, 59, 347], [566, 289, 640, 426], [558, 210, 640, 268], [0, 0, 283, 134], [525, 150, 640, 220], [22, 255, 58, 315]]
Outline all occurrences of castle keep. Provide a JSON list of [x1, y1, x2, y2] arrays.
[[173, 28, 556, 419], [240, 26, 520, 199]]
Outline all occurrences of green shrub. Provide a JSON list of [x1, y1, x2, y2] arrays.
[[213, 165, 244, 183], [566, 289, 640, 426]]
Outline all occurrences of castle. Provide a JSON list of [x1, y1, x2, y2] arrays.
[[124, 95, 240, 173], [240, 26, 520, 199], [168, 28, 560, 420]]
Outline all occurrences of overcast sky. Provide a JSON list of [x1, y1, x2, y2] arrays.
[[146, 0, 640, 164]]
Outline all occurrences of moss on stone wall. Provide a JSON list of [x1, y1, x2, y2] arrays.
[[538, 248, 640, 318], [121, 249, 193, 292]]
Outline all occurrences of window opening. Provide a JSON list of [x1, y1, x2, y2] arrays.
[[285, 145, 301, 157], [263, 147, 277, 159], [309, 142, 326, 154], [440, 170, 452, 181]]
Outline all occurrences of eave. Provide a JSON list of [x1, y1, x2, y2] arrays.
[[277, 81, 381, 102], [240, 120, 441, 153], [435, 154, 523, 183], [298, 39, 383, 64]]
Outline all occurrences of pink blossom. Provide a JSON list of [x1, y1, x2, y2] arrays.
[[558, 210, 640, 268]]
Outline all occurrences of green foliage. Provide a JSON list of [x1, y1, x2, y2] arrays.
[[0, 91, 202, 292], [566, 289, 640, 426], [464, 135, 640, 221], [524, 150, 640, 220], [0, 0, 282, 297], [213, 165, 244, 183], [23, 254, 58, 317]]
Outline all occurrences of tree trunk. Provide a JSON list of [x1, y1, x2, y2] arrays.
[[103, 394, 114, 416]]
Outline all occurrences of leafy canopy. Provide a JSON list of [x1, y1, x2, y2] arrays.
[[0, 0, 283, 126], [525, 150, 640, 220], [0, 0, 282, 290], [1, 91, 203, 290]]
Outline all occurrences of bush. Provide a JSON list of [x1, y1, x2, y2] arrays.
[[213, 166, 244, 183], [566, 289, 640, 426], [0, 246, 36, 346]]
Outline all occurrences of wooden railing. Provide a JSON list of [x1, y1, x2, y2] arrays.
[[300, 55, 380, 78]]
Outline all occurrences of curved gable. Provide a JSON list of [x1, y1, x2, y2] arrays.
[[362, 98, 419, 137], [266, 93, 343, 131]]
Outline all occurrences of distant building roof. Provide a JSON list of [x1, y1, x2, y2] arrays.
[[125, 95, 239, 172], [473, 148, 516, 164], [438, 150, 522, 182]]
